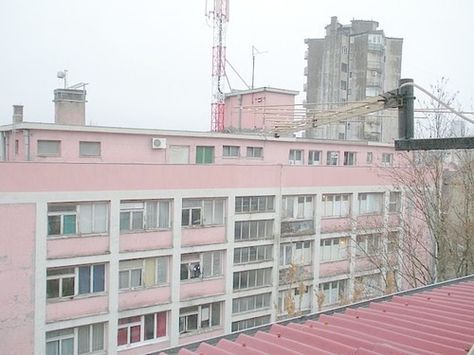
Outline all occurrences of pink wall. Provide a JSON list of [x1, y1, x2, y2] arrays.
[[119, 287, 171, 311], [0, 163, 395, 193], [118, 339, 171, 355], [46, 295, 108, 323], [388, 214, 401, 227], [224, 90, 296, 130], [180, 278, 225, 300], [178, 328, 224, 346], [119, 231, 172, 253], [320, 218, 352, 233], [47, 235, 109, 259], [0, 204, 35, 355], [319, 260, 350, 278], [354, 258, 378, 273], [181, 226, 226, 247], [356, 215, 384, 230]]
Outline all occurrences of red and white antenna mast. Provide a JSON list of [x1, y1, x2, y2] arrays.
[[206, 0, 229, 132]]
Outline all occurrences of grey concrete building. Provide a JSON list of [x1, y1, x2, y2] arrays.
[[304, 17, 403, 142]]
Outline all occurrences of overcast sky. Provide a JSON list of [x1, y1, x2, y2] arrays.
[[1, 0, 473, 131]]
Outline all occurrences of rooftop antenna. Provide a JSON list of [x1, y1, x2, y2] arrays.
[[57, 70, 68, 89], [251, 45, 267, 90]]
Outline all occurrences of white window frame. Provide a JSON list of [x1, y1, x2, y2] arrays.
[[343, 151, 357, 166], [117, 312, 167, 347], [181, 199, 225, 227], [289, 149, 304, 165], [246, 146, 263, 159], [179, 303, 221, 334], [389, 191, 401, 213], [79, 141, 101, 157], [47, 264, 106, 300], [356, 234, 381, 256], [321, 194, 351, 218], [119, 260, 144, 290], [231, 315, 271, 332], [233, 268, 272, 290], [223, 145, 240, 158], [232, 293, 271, 314], [326, 151, 339, 166], [279, 241, 312, 266], [282, 195, 314, 221], [382, 153, 393, 166], [319, 280, 346, 305], [234, 245, 272, 264], [366, 152, 373, 164], [120, 200, 171, 232], [308, 150, 321, 165], [320, 237, 348, 262], [235, 195, 274, 213], [181, 251, 223, 280], [46, 323, 106, 355], [234, 219, 274, 241], [358, 193, 384, 215], [38, 140, 61, 157]]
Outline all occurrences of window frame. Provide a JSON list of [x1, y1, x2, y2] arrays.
[[246, 146, 263, 159], [320, 237, 348, 262], [234, 219, 274, 241], [235, 195, 274, 213], [326, 151, 339, 166], [37, 140, 61, 157], [382, 153, 393, 166], [46, 323, 106, 355], [343, 151, 357, 166], [196, 146, 215, 164], [289, 149, 304, 165], [222, 145, 240, 158], [319, 280, 346, 306], [179, 303, 221, 335], [117, 312, 167, 347], [279, 241, 312, 267], [388, 191, 401, 213], [120, 200, 172, 233], [119, 260, 144, 290], [232, 268, 272, 291], [358, 192, 384, 215], [308, 150, 321, 165], [321, 194, 351, 218], [79, 141, 101, 157], [234, 245, 273, 264], [181, 199, 225, 227]]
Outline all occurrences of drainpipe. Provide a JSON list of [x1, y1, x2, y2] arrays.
[[238, 94, 242, 131], [23, 129, 30, 161]]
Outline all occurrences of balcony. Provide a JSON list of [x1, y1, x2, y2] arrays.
[[46, 295, 108, 323], [47, 235, 109, 259], [279, 264, 313, 284], [281, 220, 314, 237], [119, 286, 171, 311], [120, 230, 172, 253], [180, 277, 225, 301], [181, 226, 226, 246]]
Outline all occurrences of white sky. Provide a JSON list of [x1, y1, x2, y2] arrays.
[[0, 0, 473, 131]]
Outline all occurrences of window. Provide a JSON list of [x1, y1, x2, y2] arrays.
[[38, 140, 60, 156], [326, 151, 339, 166], [180, 251, 222, 280], [79, 141, 100, 157], [119, 257, 168, 290], [179, 303, 221, 334], [389, 192, 401, 213], [47, 264, 105, 300], [118, 312, 167, 346], [343, 152, 356, 166], [358, 193, 384, 214], [320, 238, 348, 262], [289, 149, 304, 165], [355, 274, 382, 298], [387, 231, 399, 253], [233, 268, 272, 290], [181, 199, 224, 226], [282, 195, 313, 220], [235, 195, 274, 213], [231, 315, 271, 332], [234, 219, 274, 241], [46, 323, 105, 355], [341, 62, 348, 72], [168, 145, 189, 164], [319, 280, 346, 305], [196, 146, 214, 164], [120, 200, 171, 232], [382, 153, 393, 166], [322, 194, 351, 217], [223, 145, 240, 157], [246, 146, 263, 158], [47, 202, 108, 236], [356, 234, 381, 256], [280, 241, 312, 266], [308, 150, 321, 165], [277, 286, 311, 314], [366, 152, 373, 164], [119, 260, 143, 290], [341, 80, 347, 91], [232, 293, 271, 314], [234, 245, 272, 264]]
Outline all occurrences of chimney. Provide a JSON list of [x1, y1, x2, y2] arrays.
[[54, 88, 87, 125], [12, 105, 23, 124]]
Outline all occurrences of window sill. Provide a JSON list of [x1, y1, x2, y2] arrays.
[[118, 336, 168, 351], [222, 156, 240, 159], [47, 233, 108, 240], [233, 307, 271, 317], [119, 284, 169, 293], [320, 258, 348, 264], [321, 215, 351, 220], [179, 326, 223, 338], [182, 224, 224, 229], [358, 212, 383, 217], [180, 275, 224, 284], [120, 228, 172, 235], [47, 292, 107, 303]]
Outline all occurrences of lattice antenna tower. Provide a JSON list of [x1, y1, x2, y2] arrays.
[[206, 0, 229, 132]]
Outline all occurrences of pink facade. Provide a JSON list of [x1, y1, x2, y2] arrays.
[[224, 87, 298, 131], [0, 121, 417, 354]]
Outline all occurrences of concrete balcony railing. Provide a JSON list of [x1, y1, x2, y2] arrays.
[[281, 220, 314, 237]]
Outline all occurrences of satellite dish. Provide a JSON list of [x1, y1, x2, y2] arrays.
[[57, 71, 66, 79]]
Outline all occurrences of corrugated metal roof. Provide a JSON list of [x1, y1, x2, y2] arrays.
[[176, 279, 474, 355]]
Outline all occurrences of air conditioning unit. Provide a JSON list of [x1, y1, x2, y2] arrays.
[[151, 138, 167, 149]]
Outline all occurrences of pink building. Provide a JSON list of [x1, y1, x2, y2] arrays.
[[0, 91, 405, 354]]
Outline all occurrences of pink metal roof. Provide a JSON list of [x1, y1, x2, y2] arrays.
[[178, 279, 474, 355]]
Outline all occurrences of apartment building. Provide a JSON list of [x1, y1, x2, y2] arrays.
[[0, 120, 406, 354], [0, 87, 407, 354], [304, 16, 403, 142]]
